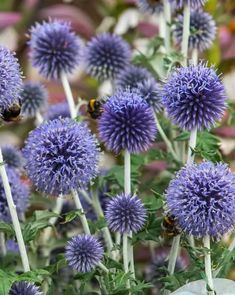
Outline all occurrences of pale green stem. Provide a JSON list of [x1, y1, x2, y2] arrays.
[[154, 113, 178, 161], [203, 235, 215, 295], [123, 233, 130, 289], [192, 48, 198, 65], [0, 232, 6, 256], [181, 3, 190, 66], [61, 72, 77, 118], [124, 150, 131, 195], [167, 234, 180, 275], [35, 112, 43, 125], [163, 0, 171, 53], [187, 127, 197, 165], [0, 148, 30, 272], [98, 262, 109, 273], [159, 12, 165, 39], [72, 189, 91, 235], [92, 191, 114, 256]]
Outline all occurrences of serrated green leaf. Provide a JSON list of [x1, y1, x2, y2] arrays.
[[174, 131, 190, 141], [0, 270, 16, 295], [0, 221, 15, 236], [61, 209, 82, 224], [34, 210, 59, 221]]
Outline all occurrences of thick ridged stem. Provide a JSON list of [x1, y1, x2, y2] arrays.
[[181, 3, 190, 66], [167, 234, 180, 275], [61, 72, 77, 118], [123, 233, 130, 289], [203, 235, 215, 295], [187, 127, 197, 165], [72, 189, 91, 235], [0, 148, 30, 272], [163, 0, 171, 53]]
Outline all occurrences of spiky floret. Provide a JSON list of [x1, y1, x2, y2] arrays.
[[83, 33, 131, 81], [98, 89, 157, 154], [20, 82, 48, 118], [136, 77, 163, 113], [162, 64, 226, 131], [46, 102, 70, 120], [136, 0, 163, 14], [23, 118, 100, 196], [0, 168, 29, 222], [29, 19, 80, 80], [9, 281, 43, 295], [1, 145, 24, 169], [0, 46, 22, 113], [169, 0, 206, 9], [105, 193, 147, 233], [174, 10, 216, 52], [166, 162, 235, 238], [115, 65, 153, 90], [65, 234, 104, 272]]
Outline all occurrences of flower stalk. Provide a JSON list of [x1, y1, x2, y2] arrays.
[[163, 0, 171, 53], [203, 235, 215, 295], [0, 148, 30, 272], [181, 2, 190, 65], [61, 72, 77, 118]]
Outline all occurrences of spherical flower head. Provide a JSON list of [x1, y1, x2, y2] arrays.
[[169, 0, 206, 9], [83, 33, 131, 81], [65, 234, 104, 272], [105, 193, 147, 233], [136, 77, 163, 113], [136, 0, 163, 15], [174, 10, 216, 52], [46, 102, 70, 120], [20, 82, 48, 118], [166, 162, 235, 238], [0, 46, 22, 112], [23, 118, 100, 196], [98, 90, 157, 154], [116, 65, 153, 90], [9, 281, 43, 295], [29, 19, 80, 80], [0, 168, 29, 223], [1, 145, 24, 169], [162, 64, 226, 131]]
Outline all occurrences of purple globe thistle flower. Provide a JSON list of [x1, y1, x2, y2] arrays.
[[1, 145, 24, 169], [162, 64, 226, 131], [105, 193, 147, 233], [174, 10, 216, 52], [166, 162, 235, 238], [65, 234, 104, 272], [20, 82, 48, 118], [46, 102, 70, 121], [83, 33, 131, 81], [9, 281, 43, 295], [23, 118, 99, 196], [136, 77, 163, 113], [29, 19, 80, 80], [0, 46, 22, 113], [98, 90, 157, 154], [0, 168, 29, 223], [136, 0, 163, 15], [169, 0, 206, 9], [115, 65, 153, 90]]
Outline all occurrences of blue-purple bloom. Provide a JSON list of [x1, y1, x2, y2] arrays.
[[29, 20, 80, 80], [6, 239, 19, 253], [98, 90, 157, 154], [0, 46, 22, 113], [1, 145, 24, 169], [116, 65, 153, 90], [166, 162, 235, 238], [20, 82, 48, 118], [169, 0, 206, 9], [83, 33, 131, 81], [65, 234, 104, 272], [136, 77, 163, 113], [46, 102, 70, 121], [136, 0, 163, 14], [0, 168, 29, 222], [162, 64, 226, 131], [174, 10, 216, 52], [105, 193, 147, 233], [23, 118, 99, 196], [9, 281, 43, 295]]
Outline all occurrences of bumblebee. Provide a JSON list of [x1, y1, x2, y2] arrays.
[[87, 98, 104, 119], [162, 214, 181, 237], [1, 102, 21, 122]]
